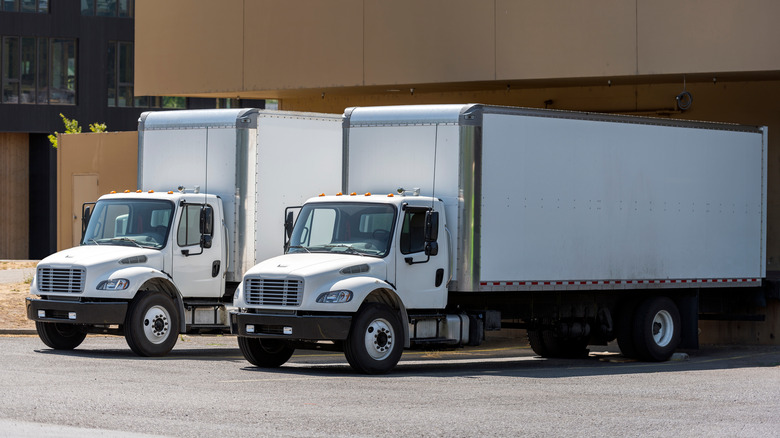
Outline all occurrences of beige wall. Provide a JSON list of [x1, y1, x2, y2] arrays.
[[137, 0, 780, 98], [0, 133, 29, 259], [57, 132, 138, 251]]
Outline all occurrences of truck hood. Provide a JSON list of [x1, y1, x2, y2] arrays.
[[244, 253, 387, 280], [38, 245, 164, 271]]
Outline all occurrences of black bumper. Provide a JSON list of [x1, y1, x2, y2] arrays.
[[26, 298, 128, 325], [230, 311, 352, 340]]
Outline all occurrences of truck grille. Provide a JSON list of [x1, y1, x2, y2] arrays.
[[245, 278, 302, 306], [37, 267, 86, 293]]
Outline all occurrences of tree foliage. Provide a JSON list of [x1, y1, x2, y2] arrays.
[[48, 113, 107, 148]]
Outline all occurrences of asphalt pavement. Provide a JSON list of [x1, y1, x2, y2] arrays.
[[1, 335, 778, 437]]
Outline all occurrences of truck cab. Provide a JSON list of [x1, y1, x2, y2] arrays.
[[27, 189, 229, 356], [231, 191, 481, 374]]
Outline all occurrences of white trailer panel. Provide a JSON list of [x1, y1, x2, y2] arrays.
[[139, 109, 342, 281], [480, 112, 765, 284], [344, 104, 767, 293]]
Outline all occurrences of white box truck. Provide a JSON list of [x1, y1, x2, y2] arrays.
[[27, 108, 342, 356], [231, 104, 768, 374]]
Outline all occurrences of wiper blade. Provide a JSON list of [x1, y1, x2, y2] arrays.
[[323, 244, 365, 256], [109, 237, 143, 248], [288, 245, 311, 253]]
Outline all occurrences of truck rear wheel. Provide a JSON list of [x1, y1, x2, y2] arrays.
[[237, 337, 295, 368], [124, 291, 179, 357], [344, 303, 403, 374], [35, 322, 87, 350], [528, 328, 589, 358], [632, 296, 681, 361]]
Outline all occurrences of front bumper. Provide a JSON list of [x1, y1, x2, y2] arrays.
[[26, 298, 128, 325], [230, 311, 352, 340]]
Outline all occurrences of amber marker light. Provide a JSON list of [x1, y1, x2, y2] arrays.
[[168, 191, 174, 194], [124, 190, 130, 193], [319, 193, 326, 197], [148, 190, 154, 193], [387, 193, 394, 197], [136, 190, 142, 193], [336, 192, 343, 196], [350, 192, 357, 196], [364, 192, 371, 196], [110, 191, 117, 194]]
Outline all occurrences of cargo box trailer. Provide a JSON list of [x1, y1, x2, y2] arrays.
[[27, 108, 342, 356], [230, 104, 768, 373]]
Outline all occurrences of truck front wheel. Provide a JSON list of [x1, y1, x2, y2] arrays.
[[35, 322, 87, 350], [237, 337, 295, 368], [632, 296, 681, 361], [344, 303, 403, 374], [124, 291, 180, 357]]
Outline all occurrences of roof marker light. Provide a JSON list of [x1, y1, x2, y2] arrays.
[[124, 190, 131, 193], [364, 192, 371, 196], [136, 190, 142, 193], [350, 192, 357, 196], [387, 193, 394, 197], [148, 190, 154, 193], [168, 191, 174, 194], [336, 192, 343, 196], [319, 193, 326, 197], [110, 191, 116, 194]]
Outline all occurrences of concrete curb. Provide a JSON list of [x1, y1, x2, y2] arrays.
[[0, 329, 36, 335]]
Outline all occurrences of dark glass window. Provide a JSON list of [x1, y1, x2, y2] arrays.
[[20, 37, 35, 103], [2, 0, 48, 12], [2, 37, 76, 105], [82, 0, 132, 17], [2, 37, 20, 103], [50, 39, 76, 105], [81, 0, 94, 15], [36, 38, 47, 103]]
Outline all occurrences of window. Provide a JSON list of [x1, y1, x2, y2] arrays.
[[2, 0, 48, 12], [1, 36, 75, 105], [49, 39, 76, 105], [400, 210, 427, 254], [82, 0, 133, 17], [177, 204, 212, 247], [107, 41, 132, 107]]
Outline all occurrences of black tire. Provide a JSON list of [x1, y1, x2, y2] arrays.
[[237, 337, 295, 368], [529, 328, 588, 358], [344, 303, 403, 374], [35, 322, 87, 350], [527, 329, 550, 357], [124, 291, 179, 357], [631, 296, 681, 362], [616, 299, 639, 359]]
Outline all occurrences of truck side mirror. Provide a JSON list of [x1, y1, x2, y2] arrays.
[[200, 206, 213, 249], [200, 206, 213, 235], [425, 241, 439, 256], [424, 211, 439, 242], [285, 211, 294, 240], [82, 206, 92, 239]]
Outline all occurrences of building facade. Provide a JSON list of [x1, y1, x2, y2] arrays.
[[0, 0, 263, 259]]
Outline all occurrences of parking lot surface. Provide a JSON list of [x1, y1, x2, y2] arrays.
[[1, 334, 779, 437]]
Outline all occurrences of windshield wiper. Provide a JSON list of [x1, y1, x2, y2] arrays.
[[108, 237, 144, 248], [324, 244, 365, 256], [288, 245, 311, 253]]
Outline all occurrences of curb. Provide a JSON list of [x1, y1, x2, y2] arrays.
[[0, 329, 37, 335]]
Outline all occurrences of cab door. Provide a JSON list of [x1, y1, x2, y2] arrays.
[[171, 203, 224, 298], [393, 205, 449, 309]]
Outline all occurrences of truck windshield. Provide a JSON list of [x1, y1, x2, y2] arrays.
[[82, 199, 174, 249], [288, 202, 396, 257]]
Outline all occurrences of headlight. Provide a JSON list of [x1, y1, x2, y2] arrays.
[[97, 278, 130, 290], [316, 290, 353, 303]]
